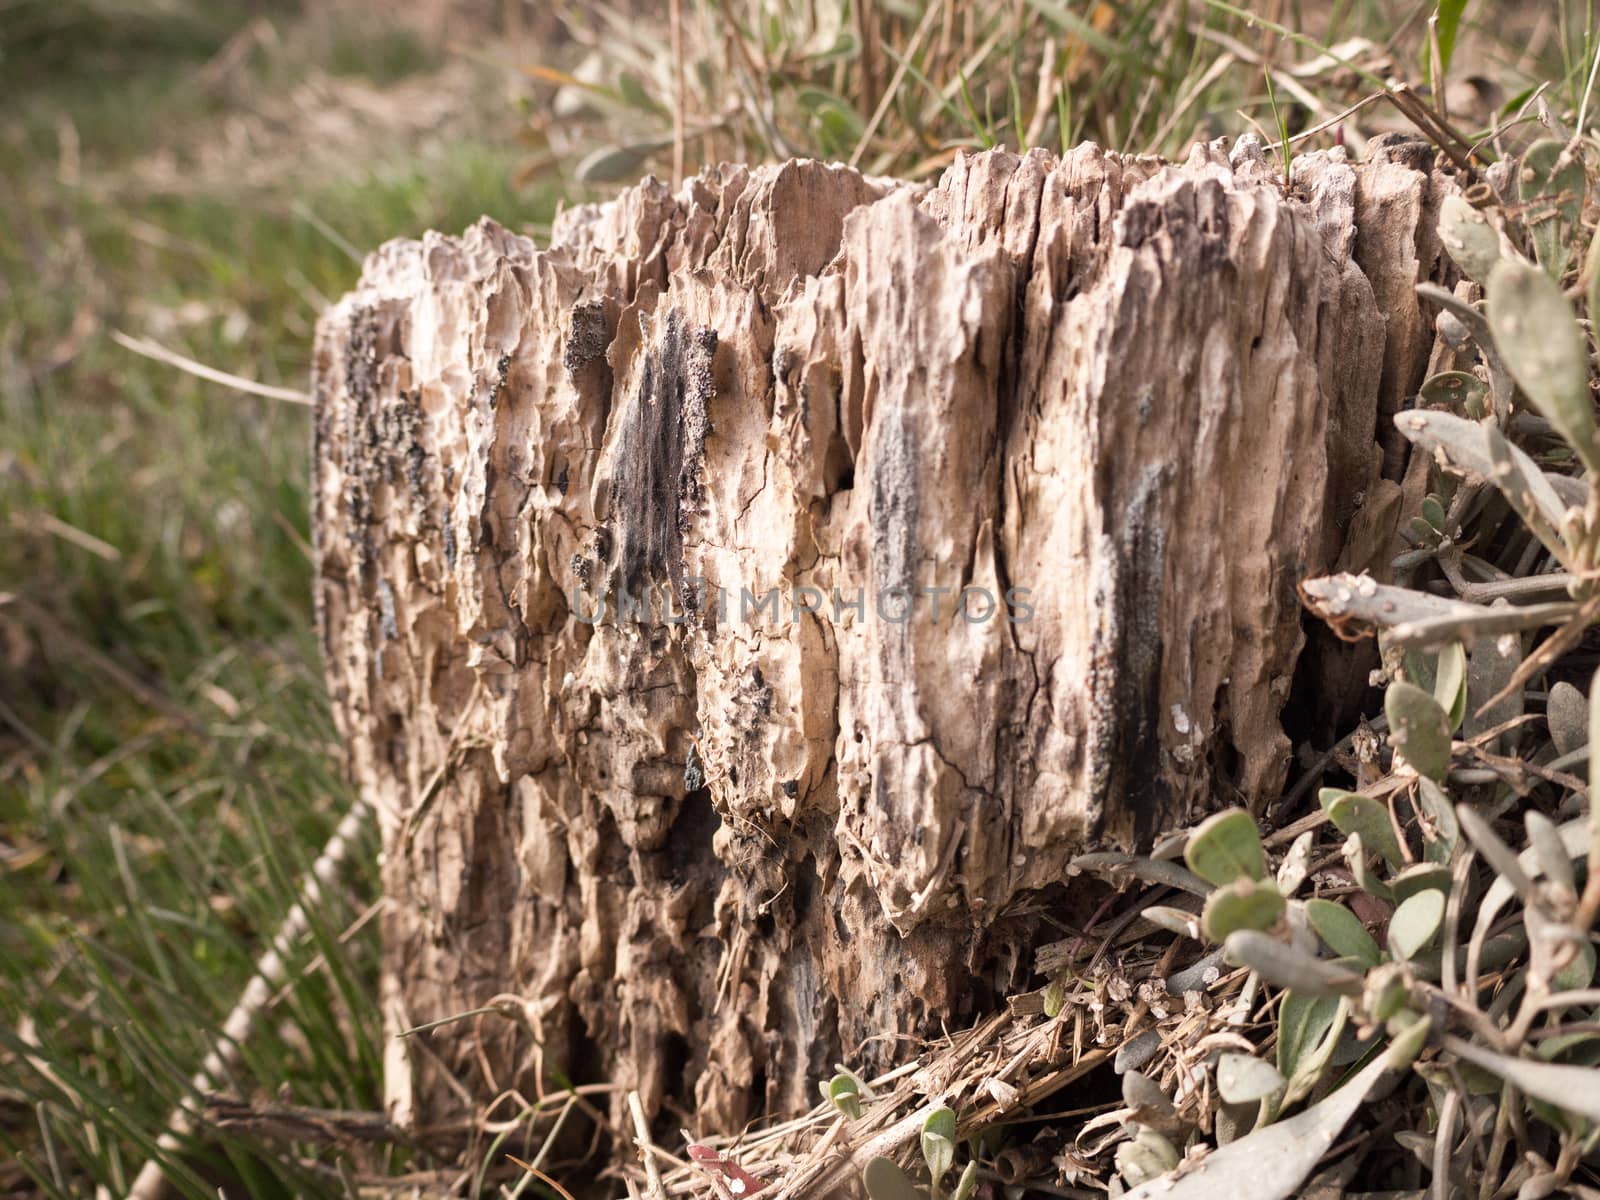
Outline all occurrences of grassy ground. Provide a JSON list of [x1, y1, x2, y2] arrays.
[[2, 1, 1597, 1197], [0, 5, 555, 1195]]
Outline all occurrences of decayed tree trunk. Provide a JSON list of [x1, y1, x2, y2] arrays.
[[310, 137, 1453, 1143]]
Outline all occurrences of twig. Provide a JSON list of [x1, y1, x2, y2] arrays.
[[128, 798, 371, 1200], [629, 1091, 667, 1199], [13, 509, 121, 561], [202, 1096, 409, 1146]]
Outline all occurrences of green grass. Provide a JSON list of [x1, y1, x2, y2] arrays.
[[0, 5, 555, 1195], [538, 0, 1589, 193]]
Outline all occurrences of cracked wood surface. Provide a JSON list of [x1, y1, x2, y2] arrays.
[[310, 136, 1454, 1141]]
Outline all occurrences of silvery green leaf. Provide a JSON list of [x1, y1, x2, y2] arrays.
[[1388, 889, 1445, 961], [1389, 860, 1452, 902], [1464, 615, 1524, 750], [1341, 832, 1394, 901], [1533, 1025, 1600, 1062], [1282, 997, 1349, 1106], [1420, 370, 1491, 418], [1404, 643, 1442, 694], [1490, 430, 1577, 566], [1068, 852, 1211, 896], [1547, 681, 1589, 757], [1277, 990, 1342, 1083], [1525, 810, 1575, 893], [1456, 804, 1534, 898], [1117, 1129, 1181, 1186], [1416, 283, 1495, 348], [1144, 905, 1202, 939], [828, 1071, 864, 1119], [1276, 830, 1314, 896], [1486, 259, 1596, 472], [575, 140, 670, 184], [1553, 941, 1596, 992], [952, 1161, 979, 1200], [1121, 1020, 1431, 1200], [1224, 931, 1363, 997], [1184, 808, 1267, 886], [1123, 1070, 1177, 1122], [1414, 778, 1458, 866], [1217, 1052, 1285, 1104], [1433, 641, 1468, 732], [1304, 898, 1382, 968], [1442, 1034, 1600, 1124], [1202, 878, 1286, 943], [1321, 788, 1405, 869], [1407, 514, 1439, 545], [1437, 306, 1474, 351], [1437, 192, 1506, 283], [921, 1106, 956, 1184], [864, 1156, 928, 1200], [1469, 816, 1589, 986], [1517, 139, 1587, 277], [1392, 409, 1570, 562], [1416, 282, 1517, 421], [1386, 680, 1452, 782]]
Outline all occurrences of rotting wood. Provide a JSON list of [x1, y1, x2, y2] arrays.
[[310, 135, 1456, 1149]]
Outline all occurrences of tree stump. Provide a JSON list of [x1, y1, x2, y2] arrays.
[[311, 137, 1454, 1141]]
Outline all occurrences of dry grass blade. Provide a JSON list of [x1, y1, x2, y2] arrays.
[[110, 330, 314, 404], [506, 1155, 580, 1200], [849, 0, 942, 168]]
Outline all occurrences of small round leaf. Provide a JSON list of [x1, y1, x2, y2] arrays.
[[1388, 889, 1446, 961], [1217, 1052, 1286, 1104], [1202, 878, 1286, 942], [1321, 789, 1405, 870], [1184, 807, 1267, 886], [1304, 898, 1382, 968], [920, 1106, 956, 1183]]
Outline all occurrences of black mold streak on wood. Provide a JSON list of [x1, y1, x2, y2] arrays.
[[605, 308, 717, 609], [1098, 465, 1170, 849]]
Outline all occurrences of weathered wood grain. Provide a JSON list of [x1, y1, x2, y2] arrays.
[[310, 138, 1454, 1141]]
